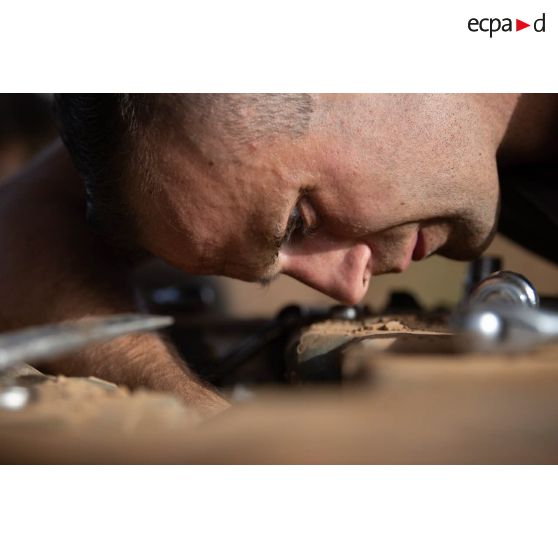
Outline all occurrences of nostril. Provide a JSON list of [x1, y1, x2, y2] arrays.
[[362, 262, 371, 288]]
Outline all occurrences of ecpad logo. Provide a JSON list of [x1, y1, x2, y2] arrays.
[[468, 13, 546, 37]]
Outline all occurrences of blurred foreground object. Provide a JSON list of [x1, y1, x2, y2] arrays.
[[464, 270, 539, 309], [0, 314, 174, 371], [2, 329, 558, 463], [2, 302, 558, 463], [454, 270, 558, 352], [0, 94, 56, 180]]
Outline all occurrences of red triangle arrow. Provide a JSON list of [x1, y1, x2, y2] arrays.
[[516, 19, 530, 31]]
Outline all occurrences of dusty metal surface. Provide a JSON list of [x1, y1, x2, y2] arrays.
[[287, 314, 449, 382]]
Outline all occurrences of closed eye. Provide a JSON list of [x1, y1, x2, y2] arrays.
[[283, 196, 319, 246]]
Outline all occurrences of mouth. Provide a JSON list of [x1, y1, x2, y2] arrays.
[[380, 228, 424, 274], [373, 227, 425, 274]]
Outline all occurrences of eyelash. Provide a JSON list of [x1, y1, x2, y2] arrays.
[[285, 198, 319, 244]]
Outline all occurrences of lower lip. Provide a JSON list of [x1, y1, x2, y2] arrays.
[[412, 230, 428, 261]]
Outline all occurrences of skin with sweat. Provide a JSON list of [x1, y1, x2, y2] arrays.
[[134, 94, 518, 304]]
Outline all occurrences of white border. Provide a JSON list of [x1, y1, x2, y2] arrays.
[[2, 466, 557, 557], [1, 1, 556, 91]]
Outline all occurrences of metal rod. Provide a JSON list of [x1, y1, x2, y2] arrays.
[[0, 314, 174, 371]]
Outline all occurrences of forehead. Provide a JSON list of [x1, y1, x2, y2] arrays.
[[170, 94, 314, 159], [133, 94, 481, 259], [151, 94, 472, 179]]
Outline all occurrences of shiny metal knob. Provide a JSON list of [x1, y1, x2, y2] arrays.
[[466, 271, 539, 309]]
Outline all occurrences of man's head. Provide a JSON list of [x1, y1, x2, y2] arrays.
[[56, 93, 516, 303]]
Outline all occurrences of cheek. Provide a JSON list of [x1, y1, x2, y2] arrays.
[[469, 164, 501, 242], [317, 135, 429, 231], [139, 183, 231, 275]]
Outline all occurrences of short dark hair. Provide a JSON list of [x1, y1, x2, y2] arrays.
[[54, 94, 153, 250], [54, 94, 314, 250]]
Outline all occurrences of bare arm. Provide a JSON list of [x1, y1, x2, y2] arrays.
[[0, 140, 228, 417]]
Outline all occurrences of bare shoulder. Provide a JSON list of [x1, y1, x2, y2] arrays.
[[0, 139, 84, 214]]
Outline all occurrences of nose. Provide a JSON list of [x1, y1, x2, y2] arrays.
[[280, 239, 372, 304]]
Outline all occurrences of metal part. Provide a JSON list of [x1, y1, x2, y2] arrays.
[[0, 314, 174, 372], [382, 291, 422, 313], [466, 271, 539, 309], [463, 256, 502, 296], [452, 270, 550, 352], [454, 304, 558, 352], [212, 305, 365, 380], [0, 385, 34, 411], [329, 305, 359, 320]]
